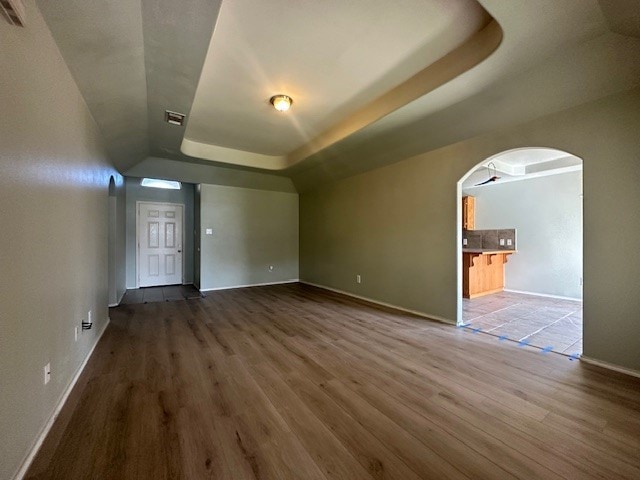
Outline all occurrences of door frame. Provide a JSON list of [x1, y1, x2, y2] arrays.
[[136, 201, 185, 288]]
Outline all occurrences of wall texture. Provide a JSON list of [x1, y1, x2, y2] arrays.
[[126, 156, 297, 193], [0, 3, 121, 479], [467, 171, 583, 299], [300, 86, 640, 371], [200, 184, 299, 290], [108, 177, 127, 305], [124, 177, 195, 288]]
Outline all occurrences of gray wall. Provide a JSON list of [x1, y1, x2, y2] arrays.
[[126, 156, 297, 193], [194, 184, 202, 289], [300, 86, 640, 371], [108, 177, 127, 305], [466, 171, 583, 299], [125, 177, 195, 288], [0, 3, 123, 479], [200, 184, 299, 290]]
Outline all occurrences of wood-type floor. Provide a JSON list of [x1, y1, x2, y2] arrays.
[[27, 284, 640, 479]]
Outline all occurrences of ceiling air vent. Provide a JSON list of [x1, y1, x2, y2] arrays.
[[0, 0, 26, 27], [165, 110, 186, 126]]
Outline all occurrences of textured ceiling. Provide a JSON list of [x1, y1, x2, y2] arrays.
[[185, 0, 490, 157], [37, 0, 640, 191]]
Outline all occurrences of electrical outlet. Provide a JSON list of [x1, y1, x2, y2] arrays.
[[44, 363, 51, 385], [356, 274, 361, 284], [507, 239, 512, 246], [463, 238, 468, 246], [268, 265, 274, 272], [499, 239, 505, 246], [74, 326, 78, 342]]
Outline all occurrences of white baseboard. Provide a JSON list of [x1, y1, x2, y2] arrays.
[[504, 289, 582, 302], [580, 356, 640, 379], [300, 281, 455, 325], [12, 318, 110, 480], [199, 279, 300, 293]]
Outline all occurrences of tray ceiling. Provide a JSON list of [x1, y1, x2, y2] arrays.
[[36, 0, 640, 186], [184, 0, 491, 164]]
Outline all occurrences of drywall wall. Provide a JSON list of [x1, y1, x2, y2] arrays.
[[125, 177, 195, 288], [200, 184, 298, 290], [126, 156, 297, 193], [466, 171, 583, 299], [300, 86, 640, 371], [0, 3, 121, 479], [194, 185, 202, 289], [108, 177, 127, 306]]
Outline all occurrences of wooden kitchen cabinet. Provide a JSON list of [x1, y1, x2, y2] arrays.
[[462, 250, 515, 298], [462, 196, 475, 230]]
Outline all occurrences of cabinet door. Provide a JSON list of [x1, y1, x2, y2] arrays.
[[462, 196, 475, 230]]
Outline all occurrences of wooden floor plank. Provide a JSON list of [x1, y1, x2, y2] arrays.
[[25, 283, 640, 479]]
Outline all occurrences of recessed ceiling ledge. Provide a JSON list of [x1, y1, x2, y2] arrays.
[[182, 17, 503, 171], [181, 138, 289, 170]]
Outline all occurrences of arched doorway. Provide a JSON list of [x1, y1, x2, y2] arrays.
[[456, 147, 583, 356]]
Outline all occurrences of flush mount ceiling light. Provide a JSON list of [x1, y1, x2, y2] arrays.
[[269, 95, 293, 112]]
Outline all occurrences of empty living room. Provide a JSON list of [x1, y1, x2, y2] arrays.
[[2, 1, 640, 479]]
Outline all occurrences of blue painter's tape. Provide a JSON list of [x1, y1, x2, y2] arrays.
[[457, 323, 471, 329], [541, 346, 554, 354], [518, 338, 531, 347], [498, 335, 508, 341], [568, 353, 581, 361], [471, 327, 481, 334]]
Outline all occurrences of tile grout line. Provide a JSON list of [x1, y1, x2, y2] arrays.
[[462, 302, 523, 322], [518, 311, 576, 343]]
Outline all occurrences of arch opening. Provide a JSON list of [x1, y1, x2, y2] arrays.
[[456, 147, 583, 357]]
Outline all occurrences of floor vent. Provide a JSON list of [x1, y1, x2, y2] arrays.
[[0, 0, 26, 27]]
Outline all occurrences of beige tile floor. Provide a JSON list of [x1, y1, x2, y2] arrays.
[[463, 291, 582, 355]]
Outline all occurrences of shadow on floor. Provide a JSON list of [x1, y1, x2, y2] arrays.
[[462, 291, 582, 356], [120, 284, 204, 305]]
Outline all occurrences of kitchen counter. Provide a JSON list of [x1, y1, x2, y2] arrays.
[[462, 250, 516, 298], [462, 249, 517, 254]]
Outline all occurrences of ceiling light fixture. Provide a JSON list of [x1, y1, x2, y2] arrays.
[[270, 95, 293, 112], [475, 161, 501, 186]]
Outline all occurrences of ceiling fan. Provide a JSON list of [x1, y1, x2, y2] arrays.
[[474, 161, 501, 186]]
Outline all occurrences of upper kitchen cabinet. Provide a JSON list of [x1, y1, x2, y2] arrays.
[[462, 195, 475, 230]]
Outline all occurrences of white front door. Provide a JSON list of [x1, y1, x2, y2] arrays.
[[137, 202, 183, 287]]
